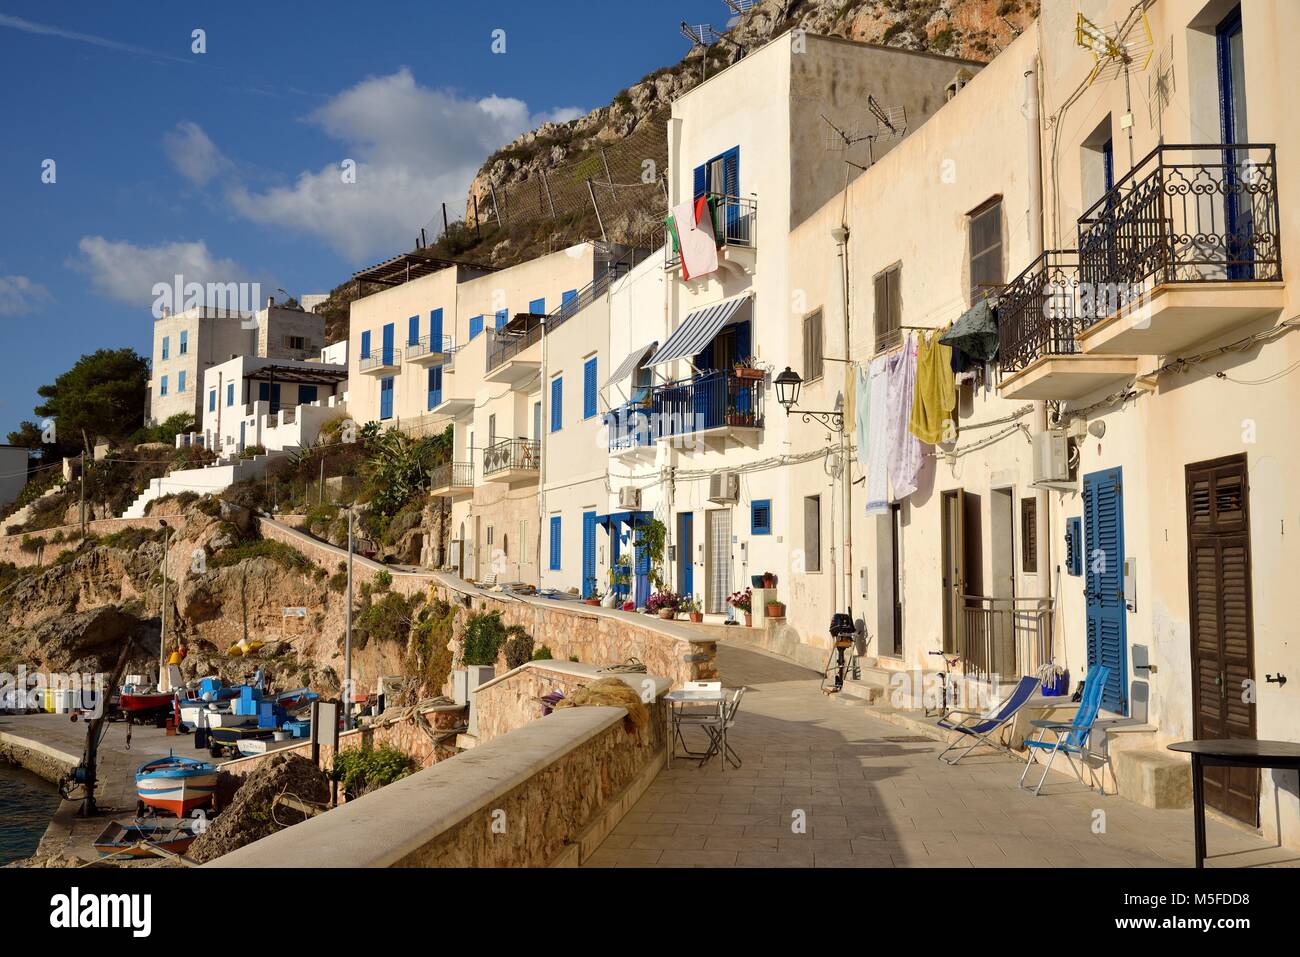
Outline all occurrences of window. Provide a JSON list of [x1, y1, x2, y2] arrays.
[[693, 146, 739, 199], [968, 199, 1004, 302], [495, 309, 509, 330], [802, 310, 824, 383], [360, 330, 371, 359], [583, 357, 598, 419], [561, 290, 577, 307], [469, 315, 484, 340], [529, 298, 545, 315], [488, 413, 496, 446], [177, 370, 186, 393], [408, 315, 419, 346], [751, 499, 772, 536], [161, 336, 170, 361], [179, 330, 188, 355], [487, 525, 494, 546], [429, 308, 443, 347], [803, 495, 821, 572], [208, 390, 216, 413], [379, 376, 394, 420], [1021, 497, 1038, 574], [549, 515, 562, 571], [550, 376, 563, 432], [286, 335, 306, 351], [519, 519, 529, 565], [159, 375, 168, 396], [226, 383, 235, 407], [873, 264, 902, 353]]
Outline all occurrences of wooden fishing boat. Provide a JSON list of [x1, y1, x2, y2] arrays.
[[120, 690, 175, 717], [135, 754, 218, 816], [93, 818, 198, 858]]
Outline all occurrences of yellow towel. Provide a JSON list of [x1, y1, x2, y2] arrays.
[[908, 333, 956, 445]]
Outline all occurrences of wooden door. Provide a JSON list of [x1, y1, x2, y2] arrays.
[[941, 489, 965, 655], [1186, 453, 1258, 825]]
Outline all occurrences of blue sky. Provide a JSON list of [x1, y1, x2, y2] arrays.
[[0, 0, 725, 438]]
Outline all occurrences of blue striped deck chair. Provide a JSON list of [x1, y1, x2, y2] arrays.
[[936, 675, 1041, 765], [1018, 665, 1109, 796]]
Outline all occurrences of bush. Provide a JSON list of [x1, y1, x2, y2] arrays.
[[330, 745, 416, 796], [374, 569, 392, 590], [462, 610, 507, 666], [503, 626, 534, 669], [532, 645, 554, 661], [408, 598, 457, 694], [209, 538, 313, 573]]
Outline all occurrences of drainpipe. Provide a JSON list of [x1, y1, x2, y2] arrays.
[[1026, 56, 1053, 665], [832, 224, 853, 624]]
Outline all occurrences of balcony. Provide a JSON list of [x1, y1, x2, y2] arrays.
[[439, 343, 461, 374], [665, 192, 758, 276], [647, 370, 764, 449], [485, 318, 543, 385], [996, 250, 1139, 401], [429, 461, 474, 498], [405, 334, 454, 366], [959, 595, 1054, 682], [605, 401, 656, 456], [359, 349, 401, 376], [1074, 143, 1283, 357], [483, 438, 540, 484]]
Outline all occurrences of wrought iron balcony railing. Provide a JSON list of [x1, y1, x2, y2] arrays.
[[546, 259, 634, 331], [485, 318, 544, 372], [1077, 143, 1281, 316], [430, 460, 474, 490], [665, 192, 758, 269], [359, 348, 401, 371], [483, 438, 540, 476], [648, 370, 765, 440], [996, 250, 1084, 377], [605, 400, 657, 451], [405, 334, 454, 362]]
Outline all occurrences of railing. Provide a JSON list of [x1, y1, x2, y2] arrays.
[[665, 192, 758, 269], [959, 595, 1054, 680], [360, 348, 402, 371], [439, 343, 461, 370], [996, 250, 1084, 377], [483, 438, 540, 476], [605, 400, 656, 451], [430, 461, 474, 490], [1077, 143, 1281, 316], [546, 258, 635, 331], [648, 370, 765, 441], [405, 334, 454, 362], [485, 319, 544, 372]]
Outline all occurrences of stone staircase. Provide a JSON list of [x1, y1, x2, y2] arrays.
[[120, 450, 284, 518], [2, 484, 65, 532]]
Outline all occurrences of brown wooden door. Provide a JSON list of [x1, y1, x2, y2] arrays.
[[941, 490, 965, 655], [1185, 454, 1258, 825]]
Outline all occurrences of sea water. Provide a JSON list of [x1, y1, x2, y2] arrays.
[[0, 761, 60, 865]]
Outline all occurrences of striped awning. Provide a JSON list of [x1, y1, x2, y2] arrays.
[[646, 293, 752, 368], [604, 341, 658, 387]]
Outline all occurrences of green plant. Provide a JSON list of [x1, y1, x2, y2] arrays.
[[634, 518, 667, 590], [354, 591, 421, 650], [209, 538, 313, 573], [407, 598, 457, 694], [375, 569, 392, 590], [532, 645, 554, 661], [330, 745, 416, 796], [462, 610, 507, 666], [503, 625, 534, 669]]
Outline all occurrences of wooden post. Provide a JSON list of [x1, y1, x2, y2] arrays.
[[540, 169, 557, 218], [586, 178, 607, 241]]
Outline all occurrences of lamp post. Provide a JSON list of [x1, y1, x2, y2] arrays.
[[158, 520, 170, 691], [774, 367, 845, 433], [344, 506, 354, 730]]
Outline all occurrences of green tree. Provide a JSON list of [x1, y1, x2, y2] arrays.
[[7, 348, 148, 455]]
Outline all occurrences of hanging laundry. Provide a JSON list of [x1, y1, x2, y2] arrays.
[[939, 298, 999, 362], [864, 356, 890, 514], [909, 332, 956, 445], [886, 335, 923, 501], [667, 198, 718, 281], [854, 363, 871, 469]]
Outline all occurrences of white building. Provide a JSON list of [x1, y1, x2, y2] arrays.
[[0, 445, 30, 507], [199, 354, 348, 455]]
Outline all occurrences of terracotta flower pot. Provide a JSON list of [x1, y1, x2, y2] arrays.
[[689, 612, 703, 623], [766, 602, 786, 618], [658, 607, 677, 620], [744, 612, 753, 627]]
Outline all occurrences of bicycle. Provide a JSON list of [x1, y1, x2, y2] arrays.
[[925, 650, 962, 716]]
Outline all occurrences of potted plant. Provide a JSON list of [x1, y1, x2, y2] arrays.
[[727, 587, 753, 626], [765, 599, 786, 619], [732, 356, 764, 381], [762, 571, 778, 588], [608, 556, 632, 603], [682, 596, 704, 623], [646, 591, 681, 620]]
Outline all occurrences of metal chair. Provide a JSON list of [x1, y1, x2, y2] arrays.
[[1018, 665, 1109, 796], [672, 682, 724, 762], [696, 687, 746, 771], [936, 675, 1041, 765]]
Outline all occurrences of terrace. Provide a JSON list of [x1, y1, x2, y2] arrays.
[[484, 315, 544, 384], [406, 334, 455, 366], [483, 437, 540, 483], [665, 192, 758, 274]]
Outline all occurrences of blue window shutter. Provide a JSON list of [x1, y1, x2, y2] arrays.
[[430, 308, 443, 347], [495, 309, 508, 329], [693, 163, 707, 199], [549, 516, 562, 571], [550, 377, 563, 432], [208, 390, 216, 412], [360, 330, 371, 359], [381, 323, 394, 363], [469, 315, 483, 340], [180, 330, 188, 354], [161, 337, 169, 360], [583, 357, 597, 419], [380, 376, 394, 419], [299, 385, 318, 405], [160, 375, 168, 396], [227, 383, 234, 406], [529, 298, 545, 315], [722, 146, 739, 197], [178, 371, 186, 392], [408, 315, 419, 346], [751, 499, 772, 535], [561, 290, 577, 306]]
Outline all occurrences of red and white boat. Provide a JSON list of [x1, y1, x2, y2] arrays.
[[135, 754, 218, 816]]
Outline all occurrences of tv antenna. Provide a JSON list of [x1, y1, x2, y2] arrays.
[[680, 21, 744, 82], [1075, 10, 1153, 86], [721, 0, 759, 15], [1146, 37, 1176, 134], [821, 95, 907, 171]]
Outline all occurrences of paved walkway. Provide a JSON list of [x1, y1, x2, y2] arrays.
[[587, 642, 1298, 868]]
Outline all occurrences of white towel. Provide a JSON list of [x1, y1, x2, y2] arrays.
[[854, 363, 871, 469], [887, 335, 923, 501], [864, 356, 890, 515]]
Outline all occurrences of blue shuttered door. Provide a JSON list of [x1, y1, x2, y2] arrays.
[[529, 298, 545, 315], [408, 315, 419, 346], [677, 513, 693, 598], [583, 357, 597, 419], [360, 330, 370, 359], [634, 525, 651, 609], [299, 385, 318, 405], [430, 308, 443, 348], [581, 511, 597, 598], [692, 163, 707, 200], [380, 376, 394, 420], [1084, 467, 1128, 714], [382, 323, 394, 364], [427, 367, 442, 410], [549, 516, 562, 571], [495, 309, 508, 330], [469, 315, 483, 340]]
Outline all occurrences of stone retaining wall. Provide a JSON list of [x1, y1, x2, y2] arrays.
[[0, 517, 168, 568]]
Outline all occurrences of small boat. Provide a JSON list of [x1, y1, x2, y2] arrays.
[[120, 690, 175, 717], [135, 754, 218, 816], [93, 818, 198, 858]]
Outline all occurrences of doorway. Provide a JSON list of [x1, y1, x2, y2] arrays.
[[677, 512, 694, 600], [705, 509, 732, 616], [941, 490, 982, 658], [1083, 467, 1128, 714], [878, 505, 903, 658], [1186, 453, 1258, 825]]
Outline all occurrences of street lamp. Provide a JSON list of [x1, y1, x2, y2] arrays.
[[774, 367, 845, 433]]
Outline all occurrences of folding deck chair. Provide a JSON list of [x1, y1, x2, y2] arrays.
[[696, 687, 746, 770], [936, 674, 1041, 765], [1018, 665, 1109, 796]]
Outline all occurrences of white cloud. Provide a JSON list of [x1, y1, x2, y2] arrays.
[[0, 275, 53, 316], [70, 236, 263, 306], [163, 121, 232, 187], [225, 68, 583, 262], [533, 106, 586, 126]]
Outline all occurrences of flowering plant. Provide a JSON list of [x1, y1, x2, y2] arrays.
[[646, 591, 682, 613], [727, 587, 753, 613]]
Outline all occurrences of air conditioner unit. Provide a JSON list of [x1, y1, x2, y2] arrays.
[[618, 486, 641, 509], [1032, 430, 1070, 484], [708, 470, 739, 504]]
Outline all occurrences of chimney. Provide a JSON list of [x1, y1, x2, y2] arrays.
[[267, 295, 275, 308]]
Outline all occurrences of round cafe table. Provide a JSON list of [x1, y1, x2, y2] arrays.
[[1166, 739, 1300, 868]]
